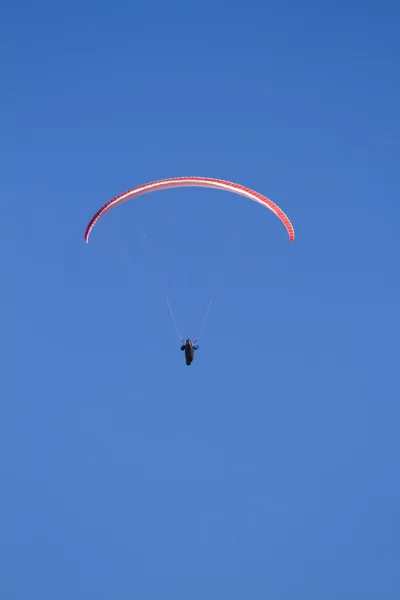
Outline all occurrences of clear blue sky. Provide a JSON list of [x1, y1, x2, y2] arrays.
[[1, 0, 399, 598]]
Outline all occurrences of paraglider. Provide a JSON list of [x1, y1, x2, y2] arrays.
[[181, 338, 199, 366], [84, 176, 295, 365]]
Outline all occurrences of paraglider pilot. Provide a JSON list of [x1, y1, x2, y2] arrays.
[[181, 338, 199, 366]]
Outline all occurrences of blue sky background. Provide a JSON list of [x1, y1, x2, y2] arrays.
[[1, 0, 400, 598]]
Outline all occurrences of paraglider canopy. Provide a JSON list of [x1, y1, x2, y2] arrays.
[[84, 176, 295, 243]]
